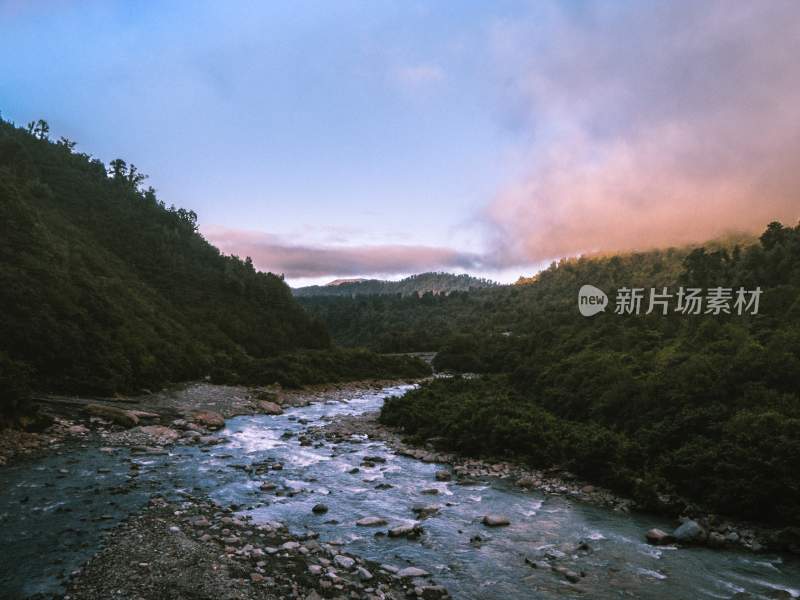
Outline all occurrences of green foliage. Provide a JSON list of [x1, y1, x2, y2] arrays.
[[382, 223, 800, 525], [0, 117, 336, 401], [294, 272, 497, 298]]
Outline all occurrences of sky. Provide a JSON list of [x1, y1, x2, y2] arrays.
[[2, 0, 799, 286]]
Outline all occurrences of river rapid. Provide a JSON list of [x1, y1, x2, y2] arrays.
[[1, 384, 799, 599]]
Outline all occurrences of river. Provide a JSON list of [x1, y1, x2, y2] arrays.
[[1, 384, 799, 599]]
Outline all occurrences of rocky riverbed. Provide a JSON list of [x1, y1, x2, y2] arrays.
[[315, 412, 800, 557], [65, 495, 446, 600], [2, 382, 800, 599]]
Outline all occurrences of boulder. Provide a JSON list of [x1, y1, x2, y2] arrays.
[[311, 503, 329, 514], [388, 524, 424, 539], [434, 470, 451, 481], [645, 528, 674, 545], [333, 555, 355, 570], [482, 514, 511, 527], [397, 567, 430, 578], [356, 517, 387, 527], [411, 504, 441, 518], [191, 410, 225, 430], [258, 400, 283, 415], [673, 519, 706, 543], [136, 425, 180, 443], [85, 404, 139, 427]]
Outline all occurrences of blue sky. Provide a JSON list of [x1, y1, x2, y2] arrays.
[[2, 1, 798, 285]]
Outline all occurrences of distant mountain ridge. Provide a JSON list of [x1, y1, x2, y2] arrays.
[[294, 272, 498, 297]]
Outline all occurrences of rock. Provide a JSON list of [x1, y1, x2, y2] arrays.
[[673, 519, 705, 543], [645, 528, 674, 545], [68, 424, 90, 435], [85, 404, 139, 427], [524, 557, 549, 569], [356, 517, 387, 527], [356, 566, 373, 581], [482, 514, 511, 527], [128, 410, 161, 422], [388, 524, 424, 539], [397, 567, 430, 578], [260, 482, 277, 491], [434, 470, 451, 481], [308, 564, 323, 576], [333, 555, 355, 570], [281, 541, 300, 551], [516, 476, 539, 488], [420, 585, 448, 599], [137, 425, 180, 443], [258, 400, 283, 415], [420, 488, 440, 495], [191, 410, 225, 430], [411, 504, 440, 518], [311, 503, 329, 514], [707, 532, 727, 548]]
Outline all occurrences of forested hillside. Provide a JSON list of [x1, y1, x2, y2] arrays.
[[0, 118, 428, 418], [294, 272, 496, 298], [381, 223, 800, 525], [298, 246, 699, 353]]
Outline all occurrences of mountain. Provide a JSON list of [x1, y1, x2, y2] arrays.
[[294, 272, 497, 297], [0, 117, 333, 408], [326, 278, 367, 286]]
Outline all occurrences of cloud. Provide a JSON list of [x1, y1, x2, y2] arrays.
[[202, 226, 481, 279], [484, 1, 800, 266]]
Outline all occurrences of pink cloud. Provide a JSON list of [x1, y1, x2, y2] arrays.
[[484, 1, 800, 266], [202, 226, 482, 278]]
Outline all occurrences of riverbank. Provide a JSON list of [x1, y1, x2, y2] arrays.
[[0, 379, 419, 467], [313, 411, 800, 558], [64, 494, 449, 600]]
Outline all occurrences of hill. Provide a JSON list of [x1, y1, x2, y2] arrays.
[[0, 118, 428, 419], [380, 222, 800, 526], [293, 272, 497, 298]]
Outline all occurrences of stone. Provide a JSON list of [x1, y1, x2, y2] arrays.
[[411, 505, 440, 518], [356, 517, 387, 527], [673, 520, 705, 543], [388, 524, 424, 539], [397, 567, 430, 578], [420, 488, 440, 495], [191, 410, 225, 430], [85, 404, 139, 427], [312, 503, 329, 514], [517, 476, 539, 488], [434, 470, 451, 481], [482, 514, 511, 527], [137, 425, 180, 443], [645, 528, 674, 545], [356, 566, 373, 581], [281, 541, 300, 551], [258, 400, 283, 415], [333, 555, 355, 570]]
